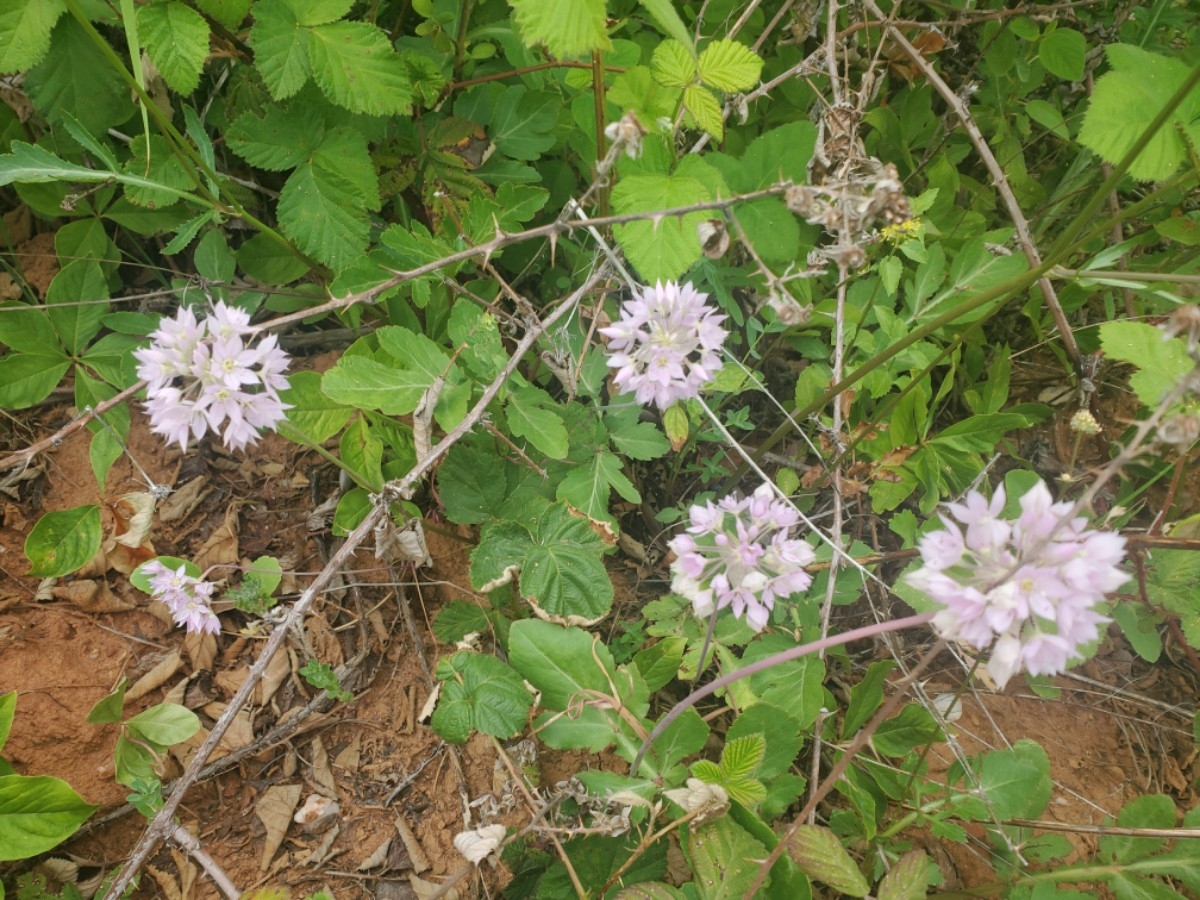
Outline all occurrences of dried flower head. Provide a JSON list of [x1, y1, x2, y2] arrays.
[[600, 281, 727, 410], [1069, 409, 1101, 435], [135, 301, 291, 451], [604, 111, 648, 159], [141, 559, 220, 635], [668, 484, 815, 631], [907, 481, 1127, 688]]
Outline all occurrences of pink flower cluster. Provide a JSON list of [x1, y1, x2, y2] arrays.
[[142, 560, 220, 635], [908, 481, 1127, 688], [134, 302, 290, 451], [600, 281, 727, 410], [669, 484, 816, 631]]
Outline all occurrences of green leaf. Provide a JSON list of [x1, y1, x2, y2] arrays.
[[226, 105, 322, 170], [607, 417, 669, 461], [962, 739, 1051, 821], [432, 652, 533, 743], [86, 678, 128, 725], [683, 84, 723, 139], [506, 386, 568, 459], [277, 161, 370, 271], [192, 0, 249, 28], [0, 0, 65, 73], [631, 637, 685, 693], [1111, 601, 1162, 663], [612, 173, 711, 282], [125, 703, 200, 747], [697, 39, 763, 92], [930, 413, 1030, 453], [508, 0, 610, 59], [743, 637, 825, 727], [1038, 27, 1086, 83], [786, 825, 870, 897], [651, 39, 696, 88], [245, 556, 283, 597], [26, 17, 130, 134], [236, 232, 312, 284], [877, 849, 930, 900], [636, 0, 693, 57], [726, 703, 804, 781], [438, 441, 507, 525], [247, 0, 309, 100], [557, 449, 640, 523], [1099, 321, 1194, 408], [0, 692, 14, 753], [871, 703, 943, 757], [138, 1, 210, 95], [25, 505, 101, 577], [273, 371, 352, 445], [339, 416, 384, 491], [432, 599, 491, 645], [0, 775, 95, 861], [485, 86, 558, 161], [312, 126, 380, 210], [687, 817, 768, 900], [332, 487, 370, 537], [842, 659, 896, 738], [306, 21, 411, 115], [0, 304, 60, 354], [1079, 45, 1200, 182], [47, 259, 107, 354], [1142, 549, 1200, 647]]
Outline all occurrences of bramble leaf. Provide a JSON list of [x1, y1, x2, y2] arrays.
[[26, 17, 130, 133], [1038, 27, 1086, 82], [0, 0, 65, 74], [1098, 321, 1193, 408], [683, 84, 723, 139], [508, 0, 610, 59], [686, 818, 767, 900], [697, 39, 763, 92], [637, 0, 694, 57], [506, 386, 568, 459], [123, 134, 194, 208], [248, 0, 310, 100], [786, 825, 870, 897], [138, 1, 210, 95], [306, 21, 411, 115], [226, 106, 322, 170], [651, 39, 696, 88], [277, 161, 370, 270], [432, 653, 532, 743], [612, 173, 711, 282]]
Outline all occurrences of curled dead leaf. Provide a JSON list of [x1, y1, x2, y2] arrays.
[[256, 784, 302, 872]]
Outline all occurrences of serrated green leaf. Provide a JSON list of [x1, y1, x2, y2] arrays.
[[719, 734, 766, 783], [292, 0, 351, 26], [786, 825, 870, 897], [277, 161, 370, 271], [1099, 321, 1194, 408], [432, 599, 491, 645], [687, 817, 768, 900], [138, 1, 210, 95], [0, 0, 65, 74], [612, 173, 711, 282], [25, 505, 101, 577], [432, 652, 532, 742], [697, 39, 763, 92], [236, 232, 312, 284], [607, 417, 669, 460], [247, 0, 309, 100], [726, 703, 804, 781], [636, 0, 693, 58], [312, 126, 381, 210], [877, 849, 930, 900], [0, 775, 95, 861], [744, 637, 825, 727], [26, 17, 130, 133], [227, 106, 322, 170], [507, 386, 568, 459], [438, 441, 507, 525], [321, 356, 430, 415], [306, 21, 410, 115], [1038, 27, 1086, 82], [651, 39, 696, 88], [1143, 549, 1200, 648], [508, 0, 610, 59], [192, 0, 248, 28], [1078, 45, 1200, 181], [556, 450, 639, 523], [684, 83, 723, 139], [123, 134, 194, 208]]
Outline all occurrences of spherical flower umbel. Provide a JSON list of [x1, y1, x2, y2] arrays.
[[599, 281, 727, 410], [134, 301, 291, 452], [141, 559, 220, 635], [907, 480, 1128, 689], [668, 484, 816, 631]]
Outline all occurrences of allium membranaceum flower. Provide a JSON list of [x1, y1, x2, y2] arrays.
[[907, 480, 1127, 689], [135, 301, 291, 452], [599, 281, 727, 410], [142, 560, 220, 635], [668, 484, 816, 631]]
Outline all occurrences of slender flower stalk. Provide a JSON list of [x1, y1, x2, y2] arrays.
[[135, 301, 291, 451], [907, 480, 1128, 688], [600, 281, 727, 410]]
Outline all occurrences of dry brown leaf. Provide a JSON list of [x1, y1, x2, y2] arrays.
[[394, 817, 430, 874], [333, 734, 362, 771], [257, 646, 291, 706], [194, 503, 240, 572], [125, 651, 182, 701], [52, 579, 136, 613], [0, 273, 21, 301], [215, 665, 250, 697], [183, 630, 217, 672], [159, 477, 212, 524], [146, 864, 182, 900], [309, 735, 337, 797], [409, 873, 458, 900], [358, 836, 392, 871], [300, 823, 341, 868], [304, 613, 344, 669], [201, 702, 254, 750], [162, 678, 187, 707], [256, 784, 302, 872], [168, 838, 198, 900]]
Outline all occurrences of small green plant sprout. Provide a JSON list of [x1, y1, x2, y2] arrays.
[[86, 679, 200, 819], [223, 556, 284, 616], [0, 691, 96, 865], [299, 660, 352, 703]]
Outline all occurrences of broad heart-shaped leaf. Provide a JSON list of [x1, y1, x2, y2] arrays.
[[1099, 321, 1193, 408], [247, 0, 309, 100], [785, 825, 869, 897], [306, 20, 410, 115], [506, 385, 568, 459], [697, 38, 763, 92], [687, 817, 769, 900], [26, 17, 131, 134], [277, 160, 370, 271], [25, 505, 101, 578], [0, 774, 95, 861], [438, 440, 507, 525], [138, 1, 210, 95], [0, 0, 65, 73], [1079, 44, 1200, 181], [651, 39, 697, 88], [509, 0, 610, 59], [431, 652, 533, 743], [1038, 27, 1086, 82], [612, 173, 712, 282], [483, 86, 558, 161], [226, 105, 323, 171]]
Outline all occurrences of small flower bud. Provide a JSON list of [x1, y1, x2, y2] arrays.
[[1069, 409, 1101, 435]]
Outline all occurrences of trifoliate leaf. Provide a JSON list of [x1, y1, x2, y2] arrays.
[[651, 39, 696, 88], [697, 38, 763, 92], [0, 0, 65, 74], [508, 0, 610, 59], [138, 1, 210, 95], [306, 21, 411, 115], [1078, 44, 1200, 181], [226, 105, 322, 171], [248, 0, 309, 100], [683, 84, 723, 139], [277, 161, 369, 271], [432, 653, 532, 743]]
